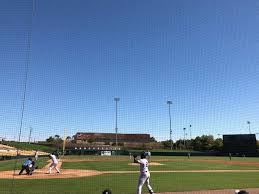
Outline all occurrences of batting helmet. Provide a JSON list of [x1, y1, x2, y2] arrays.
[[103, 189, 112, 194], [140, 151, 146, 159]]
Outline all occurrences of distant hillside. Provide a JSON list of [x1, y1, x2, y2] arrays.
[[0, 144, 14, 149], [1, 141, 56, 153]]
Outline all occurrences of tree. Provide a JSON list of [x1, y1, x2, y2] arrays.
[[192, 136, 202, 151], [161, 140, 173, 149], [46, 136, 55, 143], [150, 137, 157, 142], [192, 135, 221, 151], [54, 135, 63, 143], [257, 141, 259, 149], [175, 139, 185, 150], [185, 139, 193, 150], [211, 138, 223, 151], [71, 139, 76, 144], [46, 135, 62, 147], [200, 135, 214, 150]]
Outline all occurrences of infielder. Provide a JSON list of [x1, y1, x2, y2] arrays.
[[47, 153, 60, 174], [134, 152, 155, 194], [34, 150, 39, 161], [147, 150, 151, 161]]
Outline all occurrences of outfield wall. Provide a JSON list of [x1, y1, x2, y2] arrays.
[[64, 149, 259, 157]]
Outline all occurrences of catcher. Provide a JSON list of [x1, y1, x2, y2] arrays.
[[133, 152, 155, 194]]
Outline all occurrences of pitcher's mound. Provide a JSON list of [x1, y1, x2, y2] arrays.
[[129, 162, 164, 166], [0, 169, 103, 179]]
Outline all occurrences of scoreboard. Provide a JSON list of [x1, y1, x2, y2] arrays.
[[223, 134, 257, 154]]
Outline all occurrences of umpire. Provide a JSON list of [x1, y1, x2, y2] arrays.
[[19, 157, 32, 175]]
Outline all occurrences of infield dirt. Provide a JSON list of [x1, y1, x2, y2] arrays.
[[2, 159, 259, 179]]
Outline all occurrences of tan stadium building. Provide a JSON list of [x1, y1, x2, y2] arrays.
[[73, 132, 152, 144]]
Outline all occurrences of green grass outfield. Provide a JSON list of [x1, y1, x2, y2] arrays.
[[1, 172, 259, 194], [63, 155, 259, 162], [1, 156, 259, 194], [62, 160, 259, 171]]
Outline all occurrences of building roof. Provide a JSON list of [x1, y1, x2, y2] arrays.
[[74, 132, 151, 143]]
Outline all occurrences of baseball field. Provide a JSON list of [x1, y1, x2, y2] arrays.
[[1, 155, 259, 194]]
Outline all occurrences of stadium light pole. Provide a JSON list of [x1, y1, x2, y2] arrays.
[[28, 127, 33, 144], [247, 121, 251, 134], [188, 124, 192, 150], [183, 128, 186, 149], [167, 101, 173, 150], [189, 124, 192, 139], [114, 97, 120, 149]]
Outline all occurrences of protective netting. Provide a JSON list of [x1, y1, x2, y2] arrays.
[[1, 1, 259, 194]]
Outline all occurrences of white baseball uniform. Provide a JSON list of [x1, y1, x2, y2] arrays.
[[147, 151, 151, 160], [34, 151, 39, 161], [136, 158, 154, 194], [48, 154, 60, 174]]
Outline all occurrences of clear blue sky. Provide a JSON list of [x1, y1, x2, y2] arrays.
[[0, 0, 258, 142]]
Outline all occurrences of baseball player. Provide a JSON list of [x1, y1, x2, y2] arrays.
[[147, 150, 151, 161], [34, 150, 39, 161], [27, 161, 38, 175], [19, 158, 32, 175], [47, 153, 60, 174], [235, 190, 249, 194], [134, 151, 155, 194], [229, 153, 232, 160], [102, 189, 112, 194]]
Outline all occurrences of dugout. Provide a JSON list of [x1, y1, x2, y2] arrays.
[[65, 147, 128, 155], [223, 134, 257, 154]]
